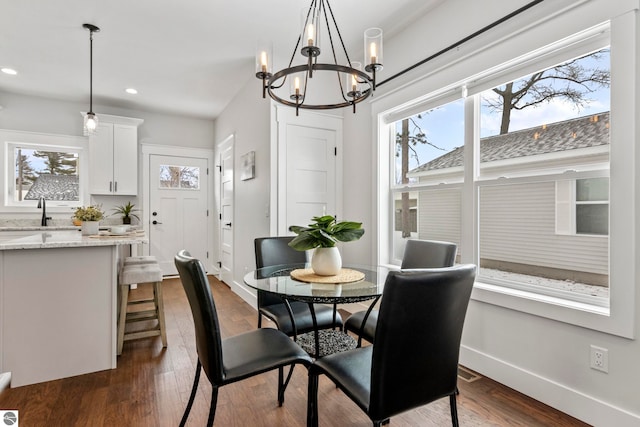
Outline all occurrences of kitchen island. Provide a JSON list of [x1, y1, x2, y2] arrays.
[[0, 230, 147, 387]]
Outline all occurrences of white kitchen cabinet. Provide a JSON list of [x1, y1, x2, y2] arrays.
[[88, 114, 144, 195]]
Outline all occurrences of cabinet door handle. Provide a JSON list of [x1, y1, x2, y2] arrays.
[[114, 182, 118, 192], [109, 181, 113, 192]]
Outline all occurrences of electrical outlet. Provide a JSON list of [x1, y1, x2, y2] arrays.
[[590, 345, 609, 373]]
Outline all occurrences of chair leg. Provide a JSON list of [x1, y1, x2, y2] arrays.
[[277, 364, 296, 406], [207, 385, 219, 427], [278, 367, 284, 406], [449, 393, 459, 427], [153, 281, 168, 347], [179, 360, 202, 427], [117, 284, 129, 356], [257, 313, 263, 328], [307, 370, 319, 427]]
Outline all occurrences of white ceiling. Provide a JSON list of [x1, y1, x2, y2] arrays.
[[0, 0, 441, 120]]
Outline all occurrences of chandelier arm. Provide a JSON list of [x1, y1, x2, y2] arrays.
[[287, 35, 303, 68], [268, 90, 371, 110], [324, 0, 352, 67], [322, 0, 351, 103], [301, 69, 309, 106], [267, 64, 372, 110]]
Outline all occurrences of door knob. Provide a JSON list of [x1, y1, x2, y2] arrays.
[[225, 222, 232, 227], [152, 220, 163, 225]]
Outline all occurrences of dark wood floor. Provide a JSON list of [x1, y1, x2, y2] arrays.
[[0, 276, 590, 426]]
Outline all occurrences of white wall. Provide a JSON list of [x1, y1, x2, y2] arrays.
[[340, 99, 375, 266], [338, 0, 640, 425], [213, 76, 271, 301], [0, 90, 215, 222], [0, 91, 214, 147]]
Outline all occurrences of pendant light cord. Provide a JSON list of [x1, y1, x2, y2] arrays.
[[89, 29, 94, 113]]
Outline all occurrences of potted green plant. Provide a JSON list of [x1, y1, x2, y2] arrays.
[[289, 215, 364, 275], [73, 205, 104, 235], [112, 202, 140, 225]]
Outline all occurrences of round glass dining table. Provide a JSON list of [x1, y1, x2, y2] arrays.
[[243, 263, 391, 357]]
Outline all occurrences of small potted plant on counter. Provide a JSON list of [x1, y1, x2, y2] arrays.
[[73, 205, 104, 235], [112, 202, 140, 225], [289, 215, 364, 276]]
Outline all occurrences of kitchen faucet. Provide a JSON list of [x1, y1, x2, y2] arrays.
[[37, 197, 52, 226]]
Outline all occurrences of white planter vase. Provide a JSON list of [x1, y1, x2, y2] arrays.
[[81, 221, 100, 236], [311, 247, 342, 276]]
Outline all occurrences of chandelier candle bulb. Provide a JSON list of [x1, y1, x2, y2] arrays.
[[261, 52, 268, 73], [255, 41, 273, 98], [364, 27, 383, 69], [307, 24, 315, 46]]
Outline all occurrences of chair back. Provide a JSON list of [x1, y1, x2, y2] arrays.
[[400, 239, 457, 269], [175, 250, 225, 385], [254, 237, 307, 306], [368, 264, 476, 421]]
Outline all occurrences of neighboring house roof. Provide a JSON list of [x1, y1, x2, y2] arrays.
[[24, 174, 79, 201], [409, 112, 610, 174]]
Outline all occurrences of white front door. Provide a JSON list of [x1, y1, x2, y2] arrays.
[[149, 154, 209, 275], [218, 136, 234, 285], [276, 108, 342, 234]]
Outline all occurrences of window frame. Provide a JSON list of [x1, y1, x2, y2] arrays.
[[1, 130, 89, 213], [374, 9, 636, 338]]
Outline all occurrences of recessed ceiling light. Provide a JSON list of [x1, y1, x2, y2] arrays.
[[1, 68, 18, 75], [125, 88, 138, 94]]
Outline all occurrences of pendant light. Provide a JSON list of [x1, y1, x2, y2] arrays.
[[83, 23, 100, 136]]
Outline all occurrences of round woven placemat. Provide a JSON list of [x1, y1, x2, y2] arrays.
[[290, 268, 365, 284]]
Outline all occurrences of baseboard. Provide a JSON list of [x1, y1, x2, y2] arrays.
[[460, 346, 640, 427], [0, 372, 11, 392], [230, 280, 257, 309]]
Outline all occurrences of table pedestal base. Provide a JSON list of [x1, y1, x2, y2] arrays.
[[297, 330, 357, 358]]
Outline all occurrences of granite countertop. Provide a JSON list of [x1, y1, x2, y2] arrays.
[[0, 230, 148, 250], [0, 226, 80, 232]]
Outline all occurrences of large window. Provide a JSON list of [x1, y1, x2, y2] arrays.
[[384, 21, 620, 314], [390, 98, 464, 263], [476, 48, 610, 302]]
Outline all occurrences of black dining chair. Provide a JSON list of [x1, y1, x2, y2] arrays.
[[307, 264, 476, 427], [175, 250, 312, 427], [255, 237, 343, 337], [343, 239, 457, 343]]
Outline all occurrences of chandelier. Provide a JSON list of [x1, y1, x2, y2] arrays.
[[83, 23, 100, 136], [255, 0, 383, 115]]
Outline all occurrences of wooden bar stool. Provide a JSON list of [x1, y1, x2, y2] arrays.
[[123, 255, 157, 266], [117, 262, 167, 355]]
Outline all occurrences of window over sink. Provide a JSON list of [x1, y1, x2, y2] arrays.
[[1, 129, 88, 212]]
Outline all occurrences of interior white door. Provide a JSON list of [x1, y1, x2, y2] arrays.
[[277, 110, 341, 233], [218, 137, 233, 285], [149, 154, 209, 275]]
